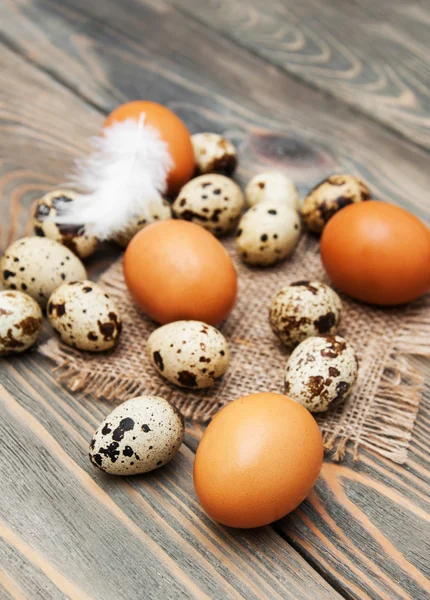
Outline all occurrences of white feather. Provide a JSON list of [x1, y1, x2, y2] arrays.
[[56, 114, 173, 239]]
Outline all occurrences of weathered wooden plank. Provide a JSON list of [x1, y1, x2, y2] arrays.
[[0, 1, 429, 598], [1, 0, 430, 223], [166, 0, 430, 151], [1, 354, 342, 600], [0, 43, 342, 600]]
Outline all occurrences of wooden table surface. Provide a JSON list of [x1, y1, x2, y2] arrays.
[[1, 1, 429, 598]]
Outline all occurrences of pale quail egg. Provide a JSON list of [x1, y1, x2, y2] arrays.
[[1, 237, 87, 308], [89, 396, 184, 475], [235, 203, 301, 266], [0, 290, 43, 355], [269, 281, 342, 348], [191, 132, 237, 176], [112, 198, 172, 247], [172, 174, 244, 236], [245, 171, 299, 211], [33, 189, 98, 258], [301, 174, 371, 233], [285, 335, 358, 413], [47, 280, 121, 351], [147, 320, 230, 389]]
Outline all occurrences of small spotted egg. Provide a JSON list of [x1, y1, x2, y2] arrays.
[[47, 280, 121, 351], [112, 198, 172, 247], [147, 320, 230, 389], [0, 291, 43, 355], [285, 335, 358, 413], [191, 132, 237, 176], [269, 281, 342, 348], [89, 396, 184, 475], [1, 237, 87, 308], [235, 203, 301, 266], [301, 174, 371, 233], [172, 174, 244, 236], [245, 171, 299, 211], [33, 189, 98, 259]]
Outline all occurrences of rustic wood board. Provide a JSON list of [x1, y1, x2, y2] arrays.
[[166, 0, 430, 151], [0, 0, 429, 598]]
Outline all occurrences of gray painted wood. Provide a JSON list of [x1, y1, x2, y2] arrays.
[[167, 0, 430, 151], [0, 0, 430, 224], [1, 352, 342, 600], [0, 0, 429, 598]]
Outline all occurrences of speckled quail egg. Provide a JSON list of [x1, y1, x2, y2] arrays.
[[235, 203, 301, 266], [0, 290, 43, 355], [191, 132, 237, 176], [112, 198, 172, 247], [245, 171, 300, 211], [33, 189, 98, 259], [172, 174, 244, 236], [301, 174, 371, 233], [1, 237, 87, 308], [89, 396, 184, 475], [269, 281, 342, 348], [47, 280, 121, 351], [147, 320, 230, 389], [285, 335, 358, 413]]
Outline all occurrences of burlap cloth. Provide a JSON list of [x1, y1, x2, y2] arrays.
[[40, 235, 430, 463]]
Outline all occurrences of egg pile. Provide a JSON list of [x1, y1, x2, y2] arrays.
[[3, 102, 429, 531]]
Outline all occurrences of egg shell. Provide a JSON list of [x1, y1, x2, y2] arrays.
[[147, 320, 230, 389], [321, 201, 430, 306], [193, 392, 323, 528], [1, 237, 87, 308], [269, 281, 342, 348], [104, 101, 195, 195], [235, 203, 301, 266], [112, 199, 172, 247], [0, 291, 43, 355], [245, 171, 299, 210], [285, 335, 358, 413], [191, 133, 237, 176], [172, 174, 244, 236], [47, 280, 121, 351], [124, 220, 237, 326], [89, 396, 184, 475], [33, 189, 98, 258], [301, 174, 371, 233]]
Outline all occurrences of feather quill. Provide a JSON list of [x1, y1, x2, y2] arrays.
[[56, 114, 173, 239]]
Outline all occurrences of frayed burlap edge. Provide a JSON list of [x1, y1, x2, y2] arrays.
[[39, 305, 429, 464]]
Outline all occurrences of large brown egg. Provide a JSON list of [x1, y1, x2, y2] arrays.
[[104, 101, 195, 195], [123, 220, 237, 325], [193, 392, 323, 528]]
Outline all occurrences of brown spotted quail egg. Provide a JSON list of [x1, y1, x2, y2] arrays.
[[89, 395, 184, 475], [147, 320, 230, 389], [235, 203, 301, 266], [269, 281, 342, 348], [172, 174, 244, 236], [47, 280, 121, 351], [245, 171, 300, 211], [191, 132, 237, 176], [0, 290, 43, 355], [285, 335, 358, 413], [301, 174, 371, 233], [33, 189, 98, 259], [1, 237, 87, 308], [112, 198, 172, 247]]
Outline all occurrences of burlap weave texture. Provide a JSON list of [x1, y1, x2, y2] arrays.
[[40, 235, 430, 463]]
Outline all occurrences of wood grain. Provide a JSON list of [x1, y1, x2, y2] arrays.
[[1, 353, 342, 600], [166, 0, 430, 151], [1, 0, 430, 222], [0, 0, 429, 598], [0, 34, 342, 600]]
